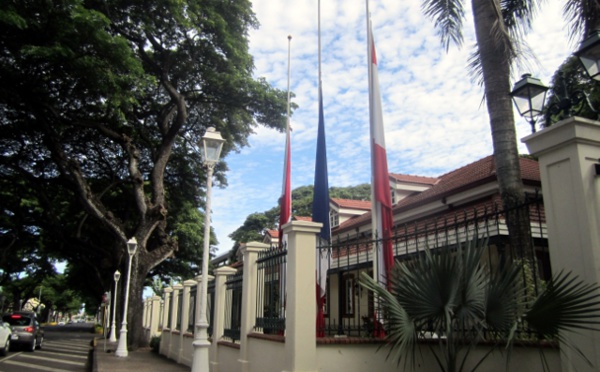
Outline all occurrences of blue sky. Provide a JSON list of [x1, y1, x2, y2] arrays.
[[210, 0, 572, 255]]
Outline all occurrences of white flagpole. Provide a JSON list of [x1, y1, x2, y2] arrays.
[[365, 0, 380, 285]]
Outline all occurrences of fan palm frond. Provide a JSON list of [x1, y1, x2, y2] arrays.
[[360, 272, 419, 370], [525, 271, 600, 339]]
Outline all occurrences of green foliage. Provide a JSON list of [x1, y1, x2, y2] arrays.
[[360, 239, 600, 372], [228, 184, 371, 248], [150, 336, 161, 353], [543, 55, 600, 127], [0, 0, 290, 324]]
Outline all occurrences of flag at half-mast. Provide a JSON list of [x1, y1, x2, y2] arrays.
[[312, 85, 330, 337], [279, 36, 293, 246], [368, 22, 395, 290], [313, 0, 330, 337]]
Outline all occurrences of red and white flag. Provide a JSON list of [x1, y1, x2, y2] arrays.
[[368, 23, 395, 290], [278, 123, 292, 244], [279, 37, 293, 246]]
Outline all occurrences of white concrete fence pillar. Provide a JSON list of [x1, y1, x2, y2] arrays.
[[168, 283, 183, 360], [523, 116, 600, 372], [149, 295, 162, 338], [179, 279, 197, 364], [210, 266, 238, 372], [238, 242, 270, 372], [282, 220, 322, 372], [159, 286, 173, 356], [142, 299, 148, 328]]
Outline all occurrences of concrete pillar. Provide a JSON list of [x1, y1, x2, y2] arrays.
[[142, 299, 148, 328], [179, 280, 197, 363], [210, 266, 238, 372], [523, 116, 600, 372], [239, 242, 270, 372], [159, 287, 173, 356], [282, 220, 322, 372], [149, 296, 161, 337], [169, 283, 183, 359]]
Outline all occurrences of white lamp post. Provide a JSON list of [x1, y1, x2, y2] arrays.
[[108, 270, 121, 342], [192, 127, 224, 372], [115, 237, 138, 357]]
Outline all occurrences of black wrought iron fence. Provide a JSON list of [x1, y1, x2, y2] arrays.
[[254, 243, 287, 335], [223, 270, 243, 342], [188, 286, 196, 333], [167, 293, 173, 329], [176, 290, 183, 331], [208, 280, 215, 337], [318, 193, 548, 338]]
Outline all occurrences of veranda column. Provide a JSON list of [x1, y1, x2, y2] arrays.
[[238, 242, 270, 372], [210, 266, 237, 372], [159, 287, 173, 356], [523, 116, 600, 372], [282, 220, 322, 372]]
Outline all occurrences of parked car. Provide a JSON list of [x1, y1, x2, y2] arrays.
[[0, 321, 11, 356], [2, 312, 43, 351]]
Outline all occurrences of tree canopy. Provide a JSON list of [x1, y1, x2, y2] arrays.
[[228, 184, 371, 250], [0, 0, 290, 348]]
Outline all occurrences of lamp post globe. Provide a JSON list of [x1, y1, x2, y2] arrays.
[[108, 270, 121, 342], [575, 30, 600, 82], [510, 73, 549, 133], [191, 127, 224, 372], [115, 237, 137, 357]]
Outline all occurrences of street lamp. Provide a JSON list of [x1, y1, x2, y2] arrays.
[[510, 73, 549, 133], [575, 30, 600, 81], [115, 237, 138, 357], [109, 270, 121, 342], [192, 127, 224, 372]]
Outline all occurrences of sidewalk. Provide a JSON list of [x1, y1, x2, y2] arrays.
[[93, 339, 190, 372]]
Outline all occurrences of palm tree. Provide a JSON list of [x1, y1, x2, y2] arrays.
[[360, 238, 600, 372], [421, 1, 600, 256], [421, 0, 543, 255]]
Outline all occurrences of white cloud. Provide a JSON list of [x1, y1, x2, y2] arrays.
[[210, 0, 573, 255]]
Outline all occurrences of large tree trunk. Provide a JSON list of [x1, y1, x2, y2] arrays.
[[115, 251, 156, 350], [127, 256, 147, 350], [472, 0, 533, 258]]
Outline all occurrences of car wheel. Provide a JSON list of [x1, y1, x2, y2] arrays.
[[36, 336, 43, 350], [28, 338, 36, 352], [0, 338, 9, 356]]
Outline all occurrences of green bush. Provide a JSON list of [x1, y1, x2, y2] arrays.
[[150, 336, 160, 353]]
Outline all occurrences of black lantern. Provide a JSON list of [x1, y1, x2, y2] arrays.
[[510, 74, 549, 133], [575, 31, 600, 82]]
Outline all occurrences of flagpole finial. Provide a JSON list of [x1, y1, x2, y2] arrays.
[[288, 35, 292, 40]]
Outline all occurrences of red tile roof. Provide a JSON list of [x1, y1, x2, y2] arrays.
[[294, 216, 313, 221], [331, 198, 371, 210], [266, 229, 279, 238], [389, 173, 439, 185], [333, 155, 540, 234]]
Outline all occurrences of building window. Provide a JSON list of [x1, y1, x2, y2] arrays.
[[330, 211, 339, 228], [391, 188, 396, 204]]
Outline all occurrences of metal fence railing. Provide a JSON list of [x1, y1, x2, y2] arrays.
[[223, 270, 243, 342], [176, 290, 183, 331], [208, 280, 215, 337], [318, 193, 548, 338], [255, 243, 287, 335], [188, 286, 196, 333]]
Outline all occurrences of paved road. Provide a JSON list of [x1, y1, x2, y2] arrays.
[[0, 323, 95, 372]]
